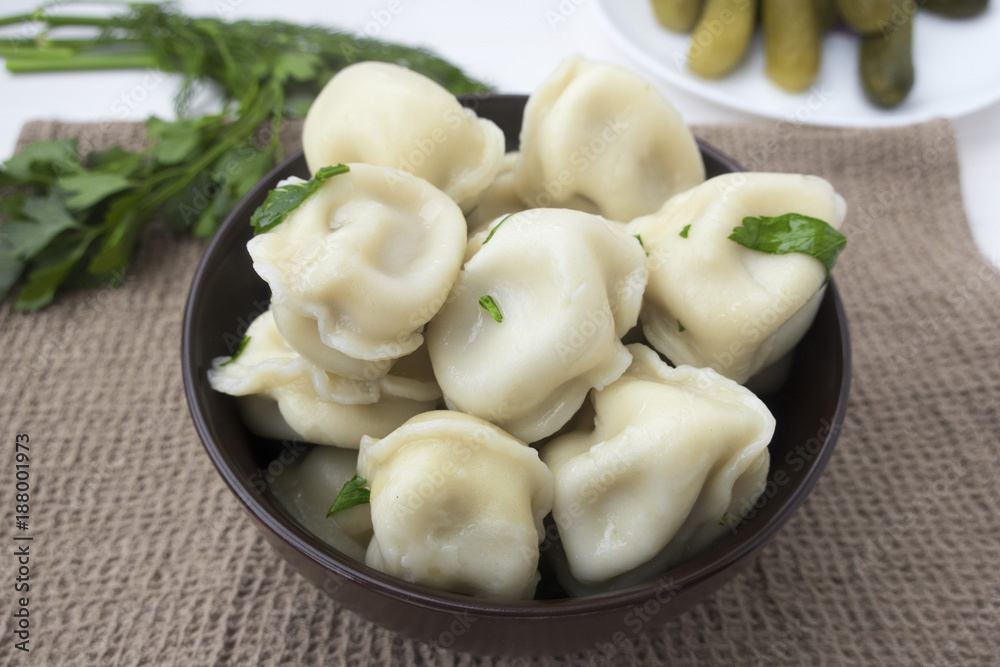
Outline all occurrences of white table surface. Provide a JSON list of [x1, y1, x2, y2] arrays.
[[1, 0, 997, 266]]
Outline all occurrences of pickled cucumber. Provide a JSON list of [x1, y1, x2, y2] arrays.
[[814, 0, 839, 31], [764, 0, 821, 92], [651, 0, 705, 32], [687, 0, 758, 79], [837, 0, 895, 34], [859, 11, 914, 108], [923, 0, 989, 18]]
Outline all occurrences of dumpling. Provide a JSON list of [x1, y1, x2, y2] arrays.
[[358, 411, 554, 600], [269, 303, 393, 381], [301, 61, 506, 210], [425, 208, 648, 442], [464, 152, 529, 233], [539, 344, 774, 596], [270, 445, 373, 562], [232, 390, 438, 450], [247, 163, 467, 376], [210, 310, 373, 404], [207, 309, 441, 405], [208, 310, 441, 448], [513, 56, 705, 222], [628, 172, 847, 384]]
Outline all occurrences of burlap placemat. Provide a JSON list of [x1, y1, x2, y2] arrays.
[[1, 117, 998, 666]]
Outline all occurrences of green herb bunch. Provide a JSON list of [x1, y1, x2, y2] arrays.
[[0, 2, 491, 309]]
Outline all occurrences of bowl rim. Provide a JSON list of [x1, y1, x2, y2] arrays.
[[181, 102, 852, 619]]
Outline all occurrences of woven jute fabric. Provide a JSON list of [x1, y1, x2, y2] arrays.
[[1, 117, 998, 666]]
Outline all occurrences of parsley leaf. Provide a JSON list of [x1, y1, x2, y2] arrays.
[[0, 3, 493, 308], [678, 320, 686, 333], [327, 475, 371, 516], [482, 213, 513, 245], [0, 254, 24, 302], [680, 224, 691, 238], [250, 165, 350, 235], [728, 213, 846, 278], [0, 194, 83, 302], [220, 336, 251, 367], [4, 194, 81, 258], [2, 140, 80, 183], [478, 295, 504, 323], [633, 233, 649, 256], [15, 230, 99, 310], [146, 117, 204, 166], [58, 172, 135, 210]]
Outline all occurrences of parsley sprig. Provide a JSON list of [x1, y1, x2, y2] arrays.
[[729, 213, 846, 278], [250, 165, 350, 235], [327, 475, 371, 516], [0, 2, 491, 309], [478, 295, 503, 323], [218, 335, 251, 367]]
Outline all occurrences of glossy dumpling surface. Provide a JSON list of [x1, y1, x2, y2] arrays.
[[425, 208, 648, 442], [208, 310, 441, 448], [540, 344, 774, 595], [628, 172, 847, 384], [513, 56, 705, 222], [210, 310, 374, 404], [270, 445, 373, 562], [464, 152, 528, 233], [302, 61, 505, 210], [247, 163, 467, 370], [358, 411, 553, 600]]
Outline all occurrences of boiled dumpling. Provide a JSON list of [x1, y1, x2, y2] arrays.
[[207, 309, 441, 405], [247, 163, 467, 376], [211, 310, 379, 404], [270, 445, 373, 562], [302, 61, 505, 210], [269, 303, 393, 381], [539, 344, 774, 596], [358, 411, 554, 600], [628, 172, 847, 384], [208, 310, 441, 448], [513, 56, 705, 222], [464, 152, 529, 233], [425, 208, 648, 442], [232, 390, 438, 450]]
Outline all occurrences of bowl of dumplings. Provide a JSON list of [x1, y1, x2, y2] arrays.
[[182, 56, 851, 656]]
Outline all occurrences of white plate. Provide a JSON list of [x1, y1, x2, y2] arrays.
[[594, 0, 1000, 127]]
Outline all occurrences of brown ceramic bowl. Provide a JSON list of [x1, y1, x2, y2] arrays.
[[182, 94, 851, 656]]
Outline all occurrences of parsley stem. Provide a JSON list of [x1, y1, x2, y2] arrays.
[[0, 38, 146, 51], [0, 13, 36, 27], [479, 295, 504, 323], [0, 2, 492, 308], [4, 53, 159, 73], [0, 48, 76, 60], [7, 14, 121, 29]]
